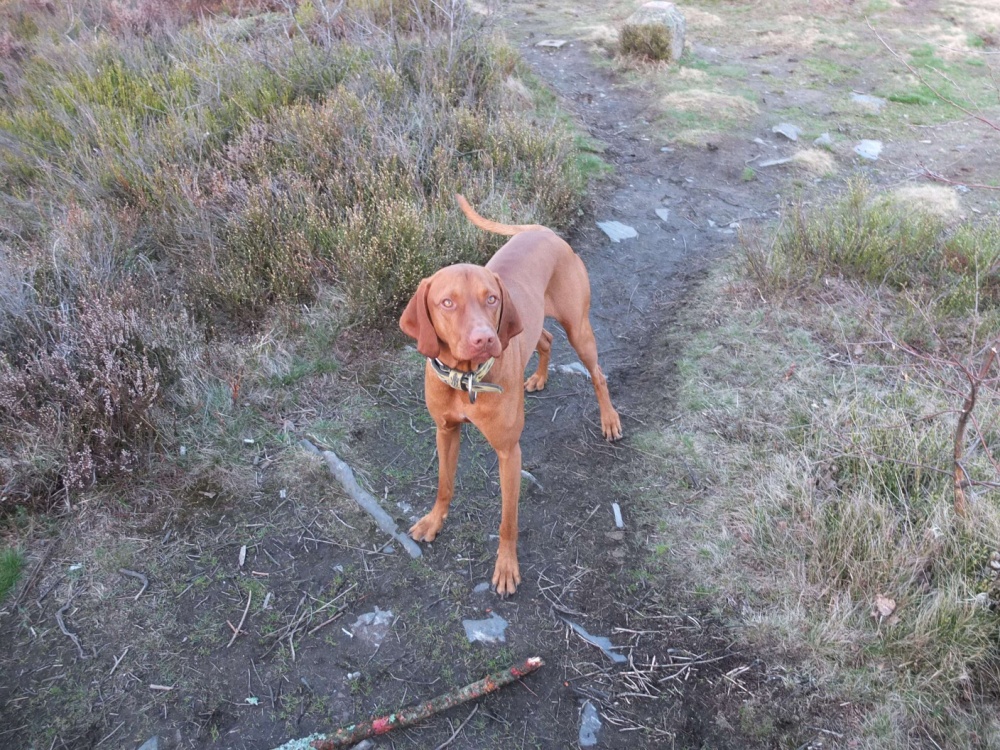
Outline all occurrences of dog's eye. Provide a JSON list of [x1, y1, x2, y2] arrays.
[[441, 299, 454, 309], [486, 295, 498, 305]]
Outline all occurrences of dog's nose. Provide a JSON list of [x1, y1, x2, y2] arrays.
[[469, 328, 496, 350]]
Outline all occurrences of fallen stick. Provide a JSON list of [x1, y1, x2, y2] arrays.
[[302, 657, 544, 750], [300, 439, 422, 559]]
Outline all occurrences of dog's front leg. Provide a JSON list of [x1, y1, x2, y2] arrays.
[[492, 441, 522, 596], [410, 421, 461, 542]]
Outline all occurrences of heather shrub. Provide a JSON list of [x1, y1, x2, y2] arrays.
[[0, 0, 594, 505], [0, 292, 163, 504]]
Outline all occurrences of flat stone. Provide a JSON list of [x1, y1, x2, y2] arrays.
[[563, 618, 627, 663], [579, 700, 602, 746], [758, 157, 793, 167], [854, 140, 883, 160], [655, 207, 671, 222], [137, 738, 159, 750], [596, 221, 638, 243], [463, 612, 508, 643], [772, 122, 802, 141], [536, 39, 568, 48], [472, 582, 491, 594], [851, 92, 887, 112], [813, 132, 833, 148], [556, 361, 591, 378]]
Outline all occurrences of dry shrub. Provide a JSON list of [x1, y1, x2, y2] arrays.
[[346, 0, 459, 32], [0, 0, 593, 506], [192, 174, 330, 320], [0, 292, 163, 504]]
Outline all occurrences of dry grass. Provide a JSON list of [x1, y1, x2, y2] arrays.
[[891, 184, 963, 220], [650, 184, 1000, 747], [661, 90, 759, 119], [791, 148, 837, 176]]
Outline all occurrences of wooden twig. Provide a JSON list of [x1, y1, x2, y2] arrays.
[[919, 164, 1000, 191], [309, 657, 544, 749], [434, 703, 479, 750], [227, 589, 252, 648], [954, 347, 997, 515], [118, 569, 148, 600], [55, 597, 86, 659], [867, 18, 1000, 133]]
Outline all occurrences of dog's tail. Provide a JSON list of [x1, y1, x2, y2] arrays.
[[455, 194, 548, 236]]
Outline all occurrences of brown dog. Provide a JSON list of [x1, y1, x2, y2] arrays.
[[399, 196, 622, 595]]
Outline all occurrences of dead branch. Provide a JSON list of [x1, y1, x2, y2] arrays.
[[55, 596, 86, 659], [308, 657, 544, 749], [867, 18, 1000, 133], [118, 568, 148, 600], [918, 164, 1000, 191], [226, 589, 252, 648], [954, 347, 997, 515]]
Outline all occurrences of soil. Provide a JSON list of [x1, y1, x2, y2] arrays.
[[2, 1, 999, 749]]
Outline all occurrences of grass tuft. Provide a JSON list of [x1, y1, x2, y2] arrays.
[[0, 547, 25, 603]]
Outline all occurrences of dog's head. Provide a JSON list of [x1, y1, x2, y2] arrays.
[[400, 264, 523, 363]]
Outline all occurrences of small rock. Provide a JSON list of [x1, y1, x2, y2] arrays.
[[536, 39, 568, 48], [579, 700, 602, 746], [347, 672, 361, 681], [596, 221, 638, 243], [813, 132, 833, 148], [655, 207, 671, 222], [853, 140, 883, 160], [612, 502, 624, 528], [556, 361, 591, 378], [137, 738, 159, 750], [772, 122, 802, 141], [851, 92, 887, 112], [521, 470, 544, 491], [463, 612, 508, 644], [473, 582, 491, 594]]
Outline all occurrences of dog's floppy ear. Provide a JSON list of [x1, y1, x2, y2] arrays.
[[494, 273, 523, 351], [400, 278, 441, 358]]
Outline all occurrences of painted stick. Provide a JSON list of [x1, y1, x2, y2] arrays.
[[309, 656, 544, 749]]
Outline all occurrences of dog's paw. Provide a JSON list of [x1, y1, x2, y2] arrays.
[[601, 409, 623, 441], [491, 553, 521, 597], [524, 373, 548, 392], [409, 512, 445, 542]]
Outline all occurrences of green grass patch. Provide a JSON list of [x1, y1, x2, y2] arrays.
[[0, 548, 25, 603]]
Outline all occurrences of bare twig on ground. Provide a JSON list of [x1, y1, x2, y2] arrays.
[[227, 589, 252, 648], [953, 347, 997, 515], [55, 595, 86, 659], [867, 18, 1000, 133], [11, 539, 59, 609], [918, 164, 1000, 191], [307, 657, 544, 750], [434, 704, 479, 750], [118, 569, 148, 600]]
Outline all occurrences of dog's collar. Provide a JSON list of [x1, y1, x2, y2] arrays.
[[428, 357, 503, 403]]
